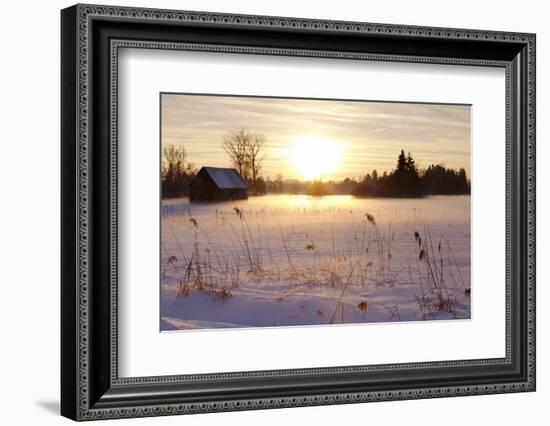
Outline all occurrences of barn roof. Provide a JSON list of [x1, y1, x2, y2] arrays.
[[201, 167, 248, 190]]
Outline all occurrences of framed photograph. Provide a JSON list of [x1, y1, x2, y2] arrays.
[[61, 4, 536, 421]]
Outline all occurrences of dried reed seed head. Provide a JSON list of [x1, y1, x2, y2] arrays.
[[419, 249, 426, 261], [233, 207, 243, 219], [365, 212, 376, 225], [357, 300, 368, 312]]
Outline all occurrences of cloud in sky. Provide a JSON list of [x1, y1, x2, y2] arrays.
[[161, 93, 471, 180]]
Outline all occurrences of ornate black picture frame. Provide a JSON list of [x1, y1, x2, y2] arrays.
[[61, 4, 536, 421]]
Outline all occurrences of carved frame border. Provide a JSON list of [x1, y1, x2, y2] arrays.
[[62, 4, 535, 421]]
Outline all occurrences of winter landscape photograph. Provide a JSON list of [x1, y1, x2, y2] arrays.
[[160, 93, 471, 331]]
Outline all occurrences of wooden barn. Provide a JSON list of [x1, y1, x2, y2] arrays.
[[189, 167, 248, 202]]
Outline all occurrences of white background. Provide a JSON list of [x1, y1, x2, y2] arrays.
[[119, 50, 505, 377], [0, 0, 547, 425]]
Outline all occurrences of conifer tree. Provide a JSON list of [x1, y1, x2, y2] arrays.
[[396, 149, 407, 174]]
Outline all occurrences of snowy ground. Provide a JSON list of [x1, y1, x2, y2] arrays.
[[161, 194, 471, 330]]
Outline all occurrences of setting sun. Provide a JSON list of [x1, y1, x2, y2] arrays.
[[288, 136, 342, 180]]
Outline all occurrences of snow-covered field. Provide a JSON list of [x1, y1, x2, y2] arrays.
[[161, 195, 471, 330]]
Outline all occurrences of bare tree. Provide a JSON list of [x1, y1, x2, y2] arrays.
[[162, 144, 188, 177], [275, 173, 284, 193], [222, 129, 250, 179], [246, 134, 265, 194], [162, 144, 196, 198], [223, 128, 267, 194]]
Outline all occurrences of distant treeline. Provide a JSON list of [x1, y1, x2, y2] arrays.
[[301, 150, 469, 197], [350, 150, 470, 198], [162, 144, 469, 199]]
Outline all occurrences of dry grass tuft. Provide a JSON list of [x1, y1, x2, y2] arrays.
[[413, 228, 465, 317]]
